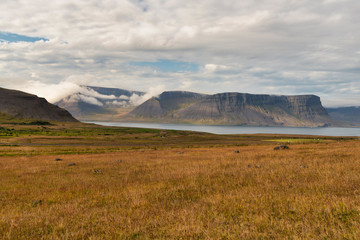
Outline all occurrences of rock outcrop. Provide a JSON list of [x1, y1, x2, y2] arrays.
[[126, 91, 337, 127], [0, 87, 77, 122]]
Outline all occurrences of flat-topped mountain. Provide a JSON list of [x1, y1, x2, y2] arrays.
[[126, 91, 337, 127], [0, 87, 77, 122]]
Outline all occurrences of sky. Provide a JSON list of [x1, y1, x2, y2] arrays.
[[0, 0, 359, 107]]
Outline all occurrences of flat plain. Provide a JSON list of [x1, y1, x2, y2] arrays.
[[1, 121, 360, 239]]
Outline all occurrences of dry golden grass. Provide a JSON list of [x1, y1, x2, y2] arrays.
[[1, 129, 360, 239]]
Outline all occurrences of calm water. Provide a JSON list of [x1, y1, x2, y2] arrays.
[[85, 121, 360, 136]]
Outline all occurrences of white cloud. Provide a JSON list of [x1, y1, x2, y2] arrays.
[[108, 100, 128, 107], [129, 85, 165, 105], [119, 95, 130, 100], [179, 80, 193, 90], [77, 95, 103, 107], [16, 80, 83, 103], [0, 0, 359, 107], [78, 88, 117, 100], [7, 80, 119, 103]]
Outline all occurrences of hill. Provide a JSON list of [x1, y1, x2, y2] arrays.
[[126, 91, 338, 127], [0, 87, 77, 122], [326, 107, 360, 126]]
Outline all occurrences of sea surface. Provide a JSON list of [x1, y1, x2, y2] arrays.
[[85, 121, 360, 136]]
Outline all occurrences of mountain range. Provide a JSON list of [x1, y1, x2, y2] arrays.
[[1, 85, 358, 127], [53, 86, 358, 127]]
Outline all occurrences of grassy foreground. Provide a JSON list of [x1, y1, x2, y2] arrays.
[[1, 121, 360, 239]]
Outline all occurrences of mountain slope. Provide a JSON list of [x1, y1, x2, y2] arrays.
[[0, 87, 77, 122], [129, 91, 206, 118], [326, 107, 360, 126], [126, 91, 337, 127]]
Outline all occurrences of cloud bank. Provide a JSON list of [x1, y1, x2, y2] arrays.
[[0, 0, 360, 107], [13, 79, 160, 108]]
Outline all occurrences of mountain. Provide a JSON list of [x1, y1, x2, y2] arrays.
[[126, 91, 338, 127], [55, 86, 145, 120], [326, 107, 360, 126], [0, 87, 77, 122]]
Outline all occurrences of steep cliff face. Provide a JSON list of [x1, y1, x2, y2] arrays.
[[0, 87, 77, 122], [285, 95, 328, 119], [126, 91, 336, 127]]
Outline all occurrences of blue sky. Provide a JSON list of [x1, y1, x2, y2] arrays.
[[0, 32, 47, 43], [0, 0, 359, 107]]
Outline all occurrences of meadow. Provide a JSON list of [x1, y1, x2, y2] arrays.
[[1, 121, 360, 239]]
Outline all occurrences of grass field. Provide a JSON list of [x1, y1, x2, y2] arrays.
[[1, 121, 360, 239]]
